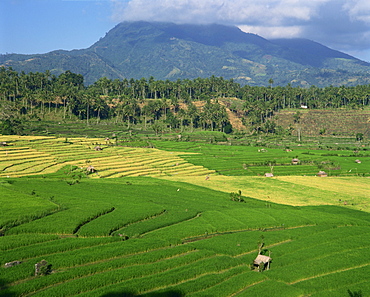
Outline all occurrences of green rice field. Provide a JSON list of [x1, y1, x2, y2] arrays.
[[0, 136, 369, 296]]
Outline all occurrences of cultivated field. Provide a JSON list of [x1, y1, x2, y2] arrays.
[[159, 175, 370, 213], [1, 135, 369, 296], [0, 136, 215, 178]]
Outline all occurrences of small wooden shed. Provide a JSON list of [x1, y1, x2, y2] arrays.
[[86, 165, 96, 173], [292, 158, 300, 165], [253, 254, 272, 271], [317, 170, 327, 177]]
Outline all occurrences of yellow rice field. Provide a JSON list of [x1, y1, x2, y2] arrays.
[[0, 135, 215, 178], [159, 175, 370, 212]]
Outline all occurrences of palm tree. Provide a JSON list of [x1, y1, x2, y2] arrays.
[[161, 97, 169, 120], [177, 108, 187, 132], [268, 78, 274, 89], [123, 97, 139, 129], [187, 102, 198, 132]]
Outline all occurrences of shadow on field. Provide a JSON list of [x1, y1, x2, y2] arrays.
[[348, 289, 363, 297], [101, 290, 184, 297], [0, 278, 15, 297]]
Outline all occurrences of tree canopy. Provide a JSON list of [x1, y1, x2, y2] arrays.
[[1, 67, 370, 135]]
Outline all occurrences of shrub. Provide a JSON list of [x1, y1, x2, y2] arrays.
[[35, 260, 52, 276], [230, 190, 244, 202]]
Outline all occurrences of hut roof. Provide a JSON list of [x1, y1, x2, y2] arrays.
[[86, 165, 96, 172], [254, 254, 272, 265], [317, 171, 327, 176]]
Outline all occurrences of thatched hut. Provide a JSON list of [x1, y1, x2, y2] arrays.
[[292, 158, 300, 165], [86, 165, 96, 173], [253, 254, 272, 271], [317, 170, 327, 177]]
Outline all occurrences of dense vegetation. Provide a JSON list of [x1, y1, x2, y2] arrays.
[[1, 67, 370, 138]]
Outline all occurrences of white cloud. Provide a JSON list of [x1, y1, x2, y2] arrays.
[[238, 25, 303, 39], [343, 0, 370, 23], [112, 0, 330, 25]]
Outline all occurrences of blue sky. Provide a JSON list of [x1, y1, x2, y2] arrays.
[[0, 0, 120, 54], [1, 0, 370, 62]]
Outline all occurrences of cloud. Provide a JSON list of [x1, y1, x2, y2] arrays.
[[111, 0, 370, 61], [344, 0, 370, 23], [112, 0, 327, 25], [238, 25, 303, 39], [300, 1, 370, 55]]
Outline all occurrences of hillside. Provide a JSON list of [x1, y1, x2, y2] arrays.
[[215, 96, 370, 137], [273, 109, 370, 137], [1, 21, 370, 86]]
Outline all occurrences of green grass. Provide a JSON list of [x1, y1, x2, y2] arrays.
[[152, 140, 370, 176], [1, 175, 369, 296], [0, 135, 369, 296]]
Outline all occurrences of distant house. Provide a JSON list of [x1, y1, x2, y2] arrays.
[[94, 146, 102, 151], [300, 104, 308, 109], [317, 171, 327, 177], [355, 159, 361, 164], [292, 158, 300, 165], [264, 173, 274, 177], [253, 254, 272, 271]]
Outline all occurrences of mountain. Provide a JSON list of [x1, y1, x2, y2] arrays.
[[1, 21, 370, 86]]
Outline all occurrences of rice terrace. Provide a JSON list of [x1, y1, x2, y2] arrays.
[[1, 134, 369, 297], [1, 68, 370, 296]]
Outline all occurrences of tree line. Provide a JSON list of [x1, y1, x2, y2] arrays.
[[1, 67, 370, 134]]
